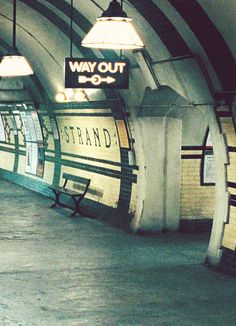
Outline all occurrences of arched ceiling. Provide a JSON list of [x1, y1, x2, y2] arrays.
[[0, 0, 235, 104]]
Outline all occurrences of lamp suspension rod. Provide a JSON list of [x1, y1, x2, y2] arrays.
[[70, 0, 73, 57], [120, 0, 124, 58], [13, 0, 16, 49]]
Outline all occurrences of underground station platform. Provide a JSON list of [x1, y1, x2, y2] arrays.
[[1, 0, 236, 325], [0, 179, 236, 326]]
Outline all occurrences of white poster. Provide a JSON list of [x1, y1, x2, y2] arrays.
[[20, 112, 31, 141], [20, 111, 43, 143], [31, 143, 38, 175], [0, 113, 6, 141], [10, 115, 18, 135], [50, 117, 59, 140], [203, 155, 216, 184], [25, 142, 32, 173], [25, 142, 39, 175], [31, 111, 43, 142], [26, 112, 37, 142]]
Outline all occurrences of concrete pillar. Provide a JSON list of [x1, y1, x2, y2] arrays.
[[134, 116, 182, 233]]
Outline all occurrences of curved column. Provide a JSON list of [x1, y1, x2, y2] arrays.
[[126, 54, 229, 265], [204, 106, 229, 265]]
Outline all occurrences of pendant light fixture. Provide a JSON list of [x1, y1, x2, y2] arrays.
[[64, 0, 74, 91], [81, 0, 144, 50], [69, 0, 74, 58], [0, 0, 33, 77]]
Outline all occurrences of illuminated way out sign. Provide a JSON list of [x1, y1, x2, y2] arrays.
[[65, 58, 129, 89]]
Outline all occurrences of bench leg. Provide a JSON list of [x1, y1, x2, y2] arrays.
[[51, 190, 62, 208], [71, 196, 84, 217]]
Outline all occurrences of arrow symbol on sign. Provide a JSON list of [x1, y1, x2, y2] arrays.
[[78, 74, 116, 86]]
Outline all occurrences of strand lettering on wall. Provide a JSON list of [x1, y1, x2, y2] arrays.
[[60, 126, 112, 148]]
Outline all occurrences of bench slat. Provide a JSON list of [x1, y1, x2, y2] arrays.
[[49, 185, 64, 192], [62, 173, 90, 185], [62, 188, 83, 196], [49, 186, 83, 196]]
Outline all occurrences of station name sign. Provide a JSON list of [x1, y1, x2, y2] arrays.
[[65, 58, 129, 89]]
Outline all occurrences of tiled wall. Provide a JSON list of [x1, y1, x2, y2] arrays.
[[180, 141, 215, 232], [180, 157, 215, 220], [2, 100, 236, 271], [0, 101, 138, 229]]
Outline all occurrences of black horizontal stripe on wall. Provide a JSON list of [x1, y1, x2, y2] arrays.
[[0, 141, 15, 146], [230, 199, 236, 208], [169, 0, 236, 91], [181, 154, 202, 159], [0, 146, 25, 156], [51, 149, 139, 170], [216, 111, 232, 118], [228, 147, 236, 153], [230, 194, 236, 201], [227, 181, 236, 189], [182, 146, 204, 150], [129, 0, 190, 56], [45, 155, 137, 183]]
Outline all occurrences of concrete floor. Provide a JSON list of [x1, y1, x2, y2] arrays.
[[0, 180, 236, 326]]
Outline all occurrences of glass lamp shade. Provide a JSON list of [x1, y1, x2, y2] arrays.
[[0, 54, 33, 77], [81, 17, 144, 50], [55, 91, 67, 102]]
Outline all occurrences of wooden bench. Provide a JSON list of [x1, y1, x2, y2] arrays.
[[49, 173, 91, 217]]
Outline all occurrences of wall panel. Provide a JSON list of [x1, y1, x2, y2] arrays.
[[0, 101, 137, 230]]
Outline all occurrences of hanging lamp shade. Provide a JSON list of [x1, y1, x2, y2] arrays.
[[0, 52, 33, 77], [81, 0, 144, 50], [0, 0, 33, 77]]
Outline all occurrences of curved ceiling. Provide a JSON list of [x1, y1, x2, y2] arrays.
[[0, 0, 235, 104]]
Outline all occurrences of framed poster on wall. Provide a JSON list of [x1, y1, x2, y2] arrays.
[[201, 129, 216, 185], [31, 111, 43, 142], [25, 139, 44, 177], [0, 113, 6, 142], [203, 155, 216, 184], [20, 105, 45, 178], [20, 111, 31, 141], [10, 115, 18, 135]]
